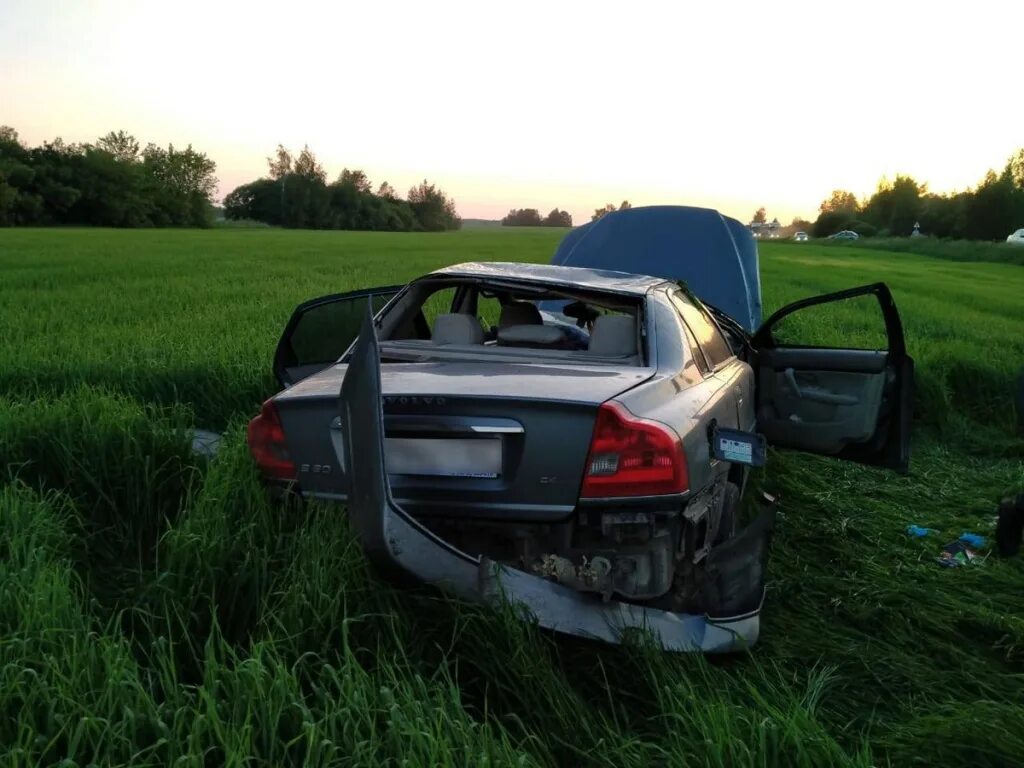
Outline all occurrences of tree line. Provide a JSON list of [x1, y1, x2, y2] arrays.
[[0, 127, 217, 227], [812, 149, 1024, 240], [3, 122, 1020, 240], [501, 200, 634, 227], [501, 208, 572, 227], [223, 145, 461, 232]]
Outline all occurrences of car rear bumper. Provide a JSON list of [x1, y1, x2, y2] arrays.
[[352, 481, 763, 651]]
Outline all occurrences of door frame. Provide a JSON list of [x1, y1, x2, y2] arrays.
[[273, 285, 404, 387], [751, 282, 913, 472]]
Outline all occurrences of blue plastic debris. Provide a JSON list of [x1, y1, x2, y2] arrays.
[[959, 533, 986, 548], [906, 525, 937, 537]]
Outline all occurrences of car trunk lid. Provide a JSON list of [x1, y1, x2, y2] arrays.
[[275, 360, 656, 520]]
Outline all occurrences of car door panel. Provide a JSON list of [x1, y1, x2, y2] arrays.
[[752, 283, 912, 472], [756, 349, 887, 453]]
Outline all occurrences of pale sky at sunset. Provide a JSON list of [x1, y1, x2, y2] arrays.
[[2, 0, 1021, 224]]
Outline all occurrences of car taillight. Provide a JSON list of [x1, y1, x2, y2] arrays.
[[580, 402, 687, 498], [247, 399, 297, 481]]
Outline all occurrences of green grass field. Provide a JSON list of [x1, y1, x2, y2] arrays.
[[2, 228, 1023, 766]]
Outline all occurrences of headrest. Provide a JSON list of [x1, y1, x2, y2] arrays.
[[498, 301, 542, 328], [431, 313, 484, 345], [586, 315, 636, 356], [497, 325, 566, 348]]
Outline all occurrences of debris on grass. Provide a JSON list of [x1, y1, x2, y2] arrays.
[[958, 532, 986, 548], [191, 428, 223, 459], [937, 540, 984, 568], [906, 524, 937, 537]]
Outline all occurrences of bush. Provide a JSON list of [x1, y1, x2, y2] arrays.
[[502, 208, 543, 226], [812, 210, 856, 238], [0, 127, 217, 228], [817, 236, 1024, 266], [849, 220, 878, 237], [224, 173, 441, 233]]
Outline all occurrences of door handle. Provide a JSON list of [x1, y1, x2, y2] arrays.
[[784, 368, 802, 398]]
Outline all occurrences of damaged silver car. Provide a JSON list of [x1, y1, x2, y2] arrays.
[[247, 206, 913, 651]]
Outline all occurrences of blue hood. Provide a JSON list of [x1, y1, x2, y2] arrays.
[[551, 206, 762, 331]]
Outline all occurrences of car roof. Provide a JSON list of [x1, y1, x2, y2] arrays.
[[425, 261, 669, 296]]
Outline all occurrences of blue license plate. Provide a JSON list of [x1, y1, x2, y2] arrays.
[[712, 427, 766, 467]]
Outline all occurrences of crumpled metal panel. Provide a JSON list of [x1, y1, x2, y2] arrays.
[[338, 306, 764, 652]]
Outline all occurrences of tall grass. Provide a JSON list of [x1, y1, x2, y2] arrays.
[[1, 228, 1023, 765]]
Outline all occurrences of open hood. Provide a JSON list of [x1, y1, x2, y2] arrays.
[[551, 206, 762, 331]]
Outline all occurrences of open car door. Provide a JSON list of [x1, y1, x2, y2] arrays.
[[273, 286, 403, 387], [751, 283, 913, 472]]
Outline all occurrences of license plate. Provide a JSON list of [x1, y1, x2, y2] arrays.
[[384, 437, 502, 478], [712, 427, 766, 467]]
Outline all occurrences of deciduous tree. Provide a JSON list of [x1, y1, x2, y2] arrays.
[[97, 130, 140, 162], [861, 175, 923, 236], [1008, 149, 1024, 190], [267, 145, 293, 179], [592, 200, 632, 221], [292, 145, 326, 182], [408, 180, 460, 231], [543, 208, 572, 227], [818, 190, 859, 215], [502, 208, 543, 226], [338, 168, 371, 193]]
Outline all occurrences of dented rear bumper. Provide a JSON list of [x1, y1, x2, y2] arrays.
[[340, 308, 770, 652]]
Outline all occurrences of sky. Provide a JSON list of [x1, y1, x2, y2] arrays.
[[2, 0, 1022, 225]]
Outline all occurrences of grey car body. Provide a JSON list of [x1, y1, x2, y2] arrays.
[[249, 218, 913, 652]]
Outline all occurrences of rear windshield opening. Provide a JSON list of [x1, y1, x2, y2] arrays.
[[374, 278, 646, 366]]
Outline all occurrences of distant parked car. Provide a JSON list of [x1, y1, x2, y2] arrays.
[[793, 231, 809, 242], [829, 230, 860, 241], [1007, 229, 1024, 246]]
